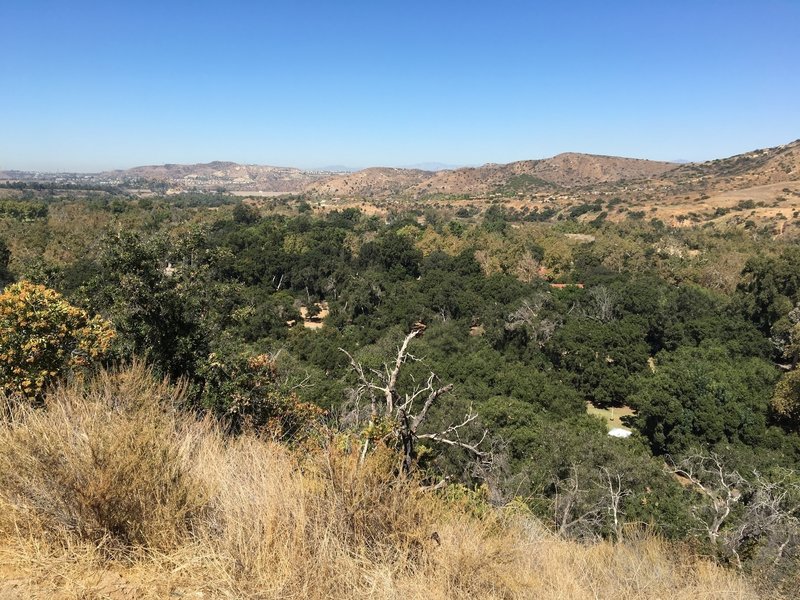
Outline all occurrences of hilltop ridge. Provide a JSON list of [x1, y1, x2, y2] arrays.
[[307, 153, 679, 198], [99, 161, 331, 193], [2, 140, 799, 207]]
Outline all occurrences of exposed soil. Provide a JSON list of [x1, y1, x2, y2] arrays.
[[586, 402, 636, 431]]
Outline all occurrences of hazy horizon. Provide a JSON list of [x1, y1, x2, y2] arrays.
[[0, 147, 790, 176], [2, 1, 798, 172]]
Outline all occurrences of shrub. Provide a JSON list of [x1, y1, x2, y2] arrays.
[[0, 281, 114, 399], [313, 442, 436, 556], [773, 369, 800, 430], [0, 364, 204, 550], [198, 352, 325, 439]]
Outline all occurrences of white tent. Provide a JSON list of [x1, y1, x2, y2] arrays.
[[608, 428, 632, 438]]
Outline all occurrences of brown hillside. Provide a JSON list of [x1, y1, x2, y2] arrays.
[[570, 140, 800, 229], [533, 153, 678, 187], [663, 139, 800, 193], [420, 154, 677, 196], [307, 167, 435, 198], [408, 163, 521, 197], [308, 154, 678, 199]]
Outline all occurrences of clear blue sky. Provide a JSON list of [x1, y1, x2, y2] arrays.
[[1, 0, 798, 171]]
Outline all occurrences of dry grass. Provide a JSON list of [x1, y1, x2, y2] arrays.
[[0, 365, 759, 599], [0, 365, 203, 551], [586, 401, 636, 431]]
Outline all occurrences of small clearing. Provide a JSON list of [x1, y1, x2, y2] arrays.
[[564, 233, 596, 243], [299, 301, 329, 329], [586, 402, 636, 431]]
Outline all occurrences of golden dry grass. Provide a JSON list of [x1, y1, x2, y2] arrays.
[[586, 401, 636, 431], [0, 365, 758, 599]]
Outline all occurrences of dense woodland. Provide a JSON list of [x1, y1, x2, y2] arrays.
[[1, 189, 800, 593]]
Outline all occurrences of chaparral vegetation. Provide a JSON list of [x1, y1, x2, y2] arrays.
[[1, 180, 799, 598]]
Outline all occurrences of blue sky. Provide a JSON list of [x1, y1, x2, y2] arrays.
[[1, 0, 798, 171]]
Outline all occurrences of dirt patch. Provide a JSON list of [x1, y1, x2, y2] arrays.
[[0, 570, 140, 600], [299, 301, 329, 329], [586, 402, 636, 431]]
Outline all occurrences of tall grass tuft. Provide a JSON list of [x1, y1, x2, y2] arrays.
[[0, 362, 204, 551]]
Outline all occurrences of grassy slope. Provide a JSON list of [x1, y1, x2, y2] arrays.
[[0, 366, 756, 599]]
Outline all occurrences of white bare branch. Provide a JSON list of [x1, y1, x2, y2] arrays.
[[385, 329, 421, 413], [668, 452, 744, 544], [602, 467, 631, 541], [341, 328, 489, 473]]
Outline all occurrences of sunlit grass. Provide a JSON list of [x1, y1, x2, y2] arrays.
[[0, 365, 756, 599]]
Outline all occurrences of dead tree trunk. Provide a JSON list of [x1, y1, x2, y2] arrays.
[[341, 327, 488, 474]]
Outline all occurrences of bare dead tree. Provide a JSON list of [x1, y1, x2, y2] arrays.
[[579, 285, 616, 323], [727, 469, 800, 569], [667, 452, 800, 569], [668, 452, 745, 547], [551, 464, 632, 541], [505, 293, 561, 347], [602, 467, 631, 541], [340, 327, 490, 474], [552, 464, 604, 540]]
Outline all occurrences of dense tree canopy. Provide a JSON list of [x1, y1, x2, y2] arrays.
[[1, 189, 799, 581], [631, 345, 779, 456]]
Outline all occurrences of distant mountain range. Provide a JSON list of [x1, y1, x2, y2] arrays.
[[402, 162, 467, 171], [2, 140, 799, 201]]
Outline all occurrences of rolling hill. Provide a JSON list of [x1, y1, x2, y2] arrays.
[[661, 139, 800, 193], [3, 141, 799, 207], [306, 153, 679, 198]]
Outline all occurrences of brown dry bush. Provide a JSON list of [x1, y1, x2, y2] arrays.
[[0, 363, 204, 551], [185, 432, 444, 596], [312, 442, 438, 557]]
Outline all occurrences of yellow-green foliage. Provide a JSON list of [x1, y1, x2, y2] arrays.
[[0, 281, 114, 398], [773, 369, 800, 428]]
